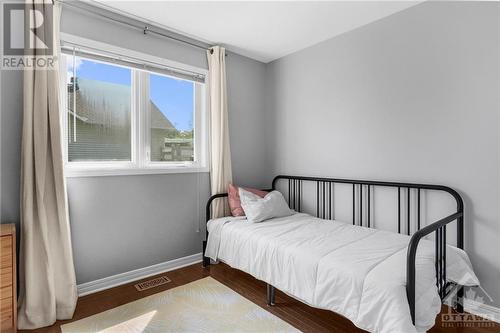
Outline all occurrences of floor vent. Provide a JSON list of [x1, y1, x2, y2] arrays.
[[134, 276, 171, 292]]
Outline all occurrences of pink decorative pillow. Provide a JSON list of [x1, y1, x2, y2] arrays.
[[228, 184, 268, 216]]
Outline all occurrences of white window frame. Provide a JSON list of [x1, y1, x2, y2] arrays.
[[59, 33, 209, 177]]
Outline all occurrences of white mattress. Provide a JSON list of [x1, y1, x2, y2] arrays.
[[205, 213, 479, 333]]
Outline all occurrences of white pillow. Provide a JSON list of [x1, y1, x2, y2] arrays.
[[239, 188, 294, 223]]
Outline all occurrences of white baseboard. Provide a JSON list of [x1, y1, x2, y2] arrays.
[[462, 298, 500, 323], [77, 253, 202, 296], [444, 296, 500, 324]]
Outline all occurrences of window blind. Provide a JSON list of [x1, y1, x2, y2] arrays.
[[61, 41, 206, 83]]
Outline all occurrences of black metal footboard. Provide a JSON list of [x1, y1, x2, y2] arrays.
[[406, 211, 464, 323], [203, 175, 465, 325]]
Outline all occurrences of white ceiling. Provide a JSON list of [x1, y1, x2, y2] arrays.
[[93, 1, 420, 63]]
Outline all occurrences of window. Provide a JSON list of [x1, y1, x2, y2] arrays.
[[66, 57, 132, 162], [61, 40, 207, 176], [148, 73, 195, 163]]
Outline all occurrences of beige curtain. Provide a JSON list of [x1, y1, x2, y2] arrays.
[[18, 0, 78, 329], [207, 46, 233, 218]]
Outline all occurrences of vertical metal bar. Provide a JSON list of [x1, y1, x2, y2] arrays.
[[457, 216, 464, 250], [437, 228, 443, 297], [360, 184, 363, 226], [322, 182, 326, 219], [331, 183, 334, 220], [299, 180, 302, 212], [353, 184, 355, 225], [296, 179, 299, 210], [398, 187, 401, 233], [443, 225, 447, 296], [456, 207, 464, 311], [417, 189, 421, 230], [407, 254, 416, 325], [438, 228, 442, 292], [435, 228, 439, 289], [438, 228, 441, 297], [296, 180, 299, 210], [317, 182, 320, 217], [328, 182, 332, 219], [288, 179, 291, 206], [407, 188, 411, 235], [293, 179, 297, 210], [367, 185, 371, 228], [439, 227, 446, 298]]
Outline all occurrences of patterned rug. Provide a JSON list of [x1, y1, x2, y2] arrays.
[[61, 277, 300, 333]]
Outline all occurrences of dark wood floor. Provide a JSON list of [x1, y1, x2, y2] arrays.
[[21, 262, 499, 333]]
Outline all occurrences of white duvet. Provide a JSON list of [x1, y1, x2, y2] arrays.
[[205, 213, 479, 333]]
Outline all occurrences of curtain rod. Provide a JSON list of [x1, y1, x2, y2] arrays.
[[57, 0, 220, 54]]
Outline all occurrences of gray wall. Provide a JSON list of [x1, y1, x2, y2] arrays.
[[66, 173, 210, 283], [226, 52, 271, 187], [0, 5, 269, 284], [0, 71, 22, 227], [265, 1, 500, 306]]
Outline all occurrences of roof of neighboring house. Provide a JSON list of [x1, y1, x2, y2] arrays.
[[150, 102, 175, 130], [68, 78, 175, 130]]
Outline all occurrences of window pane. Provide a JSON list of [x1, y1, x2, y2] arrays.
[[66, 55, 132, 162], [149, 73, 194, 162]]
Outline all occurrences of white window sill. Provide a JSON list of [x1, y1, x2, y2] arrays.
[[65, 166, 209, 178]]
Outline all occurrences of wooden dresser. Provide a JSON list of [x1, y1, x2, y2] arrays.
[[0, 224, 16, 333]]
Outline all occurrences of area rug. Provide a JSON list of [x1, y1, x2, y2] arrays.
[[61, 277, 300, 333]]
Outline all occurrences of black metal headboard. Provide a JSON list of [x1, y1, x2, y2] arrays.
[[272, 175, 463, 243], [204, 174, 465, 324]]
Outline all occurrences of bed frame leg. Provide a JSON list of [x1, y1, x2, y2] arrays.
[[456, 286, 464, 313], [267, 284, 276, 306], [202, 256, 210, 267], [202, 241, 210, 267]]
